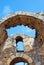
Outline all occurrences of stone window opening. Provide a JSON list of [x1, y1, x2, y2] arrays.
[[15, 36, 24, 52], [10, 57, 29, 65]]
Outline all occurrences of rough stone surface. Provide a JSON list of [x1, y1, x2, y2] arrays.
[[3, 34, 34, 52], [0, 11, 44, 47], [0, 34, 44, 65], [0, 11, 44, 65]]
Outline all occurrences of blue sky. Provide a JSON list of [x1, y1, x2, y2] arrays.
[[15, 62, 28, 65], [0, 0, 44, 18], [6, 25, 36, 37], [0, 0, 44, 65]]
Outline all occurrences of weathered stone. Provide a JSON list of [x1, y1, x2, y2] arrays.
[[0, 11, 44, 65], [0, 12, 44, 47]]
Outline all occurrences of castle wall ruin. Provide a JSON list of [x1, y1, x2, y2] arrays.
[[0, 11, 44, 65]]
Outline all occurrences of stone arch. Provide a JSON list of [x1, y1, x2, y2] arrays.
[[15, 36, 24, 52], [15, 36, 23, 43], [7, 54, 34, 65], [0, 11, 44, 47], [10, 57, 29, 65]]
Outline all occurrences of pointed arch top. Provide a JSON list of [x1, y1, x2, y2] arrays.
[[0, 11, 44, 24]]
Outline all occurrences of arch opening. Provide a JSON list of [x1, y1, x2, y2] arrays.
[[10, 57, 29, 65], [0, 15, 43, 47], [15, 36, 24, 52]]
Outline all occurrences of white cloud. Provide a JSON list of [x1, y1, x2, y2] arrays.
[[3, 5, 11, 15]]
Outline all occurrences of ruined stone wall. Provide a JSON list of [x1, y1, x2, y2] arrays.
[[3, 34, 34, 52], [0, 34, 44, 65], [0, 12, 44, 47], [0, 11, 44, 65]]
